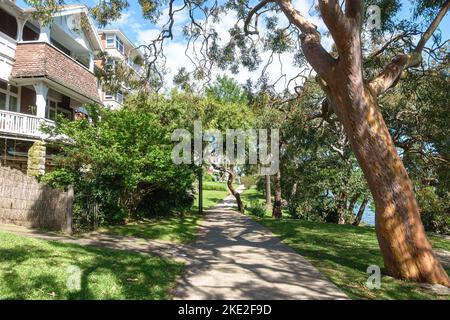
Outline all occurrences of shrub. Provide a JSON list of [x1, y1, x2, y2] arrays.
[[247, 201, 267, 217], [241, 175, 256, 188], [42, 103, 195, 231], [416, 187, 450, 235]]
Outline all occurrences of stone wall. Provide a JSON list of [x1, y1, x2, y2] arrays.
[[0, 165, 73, 233], [27, 141, 46, 177]]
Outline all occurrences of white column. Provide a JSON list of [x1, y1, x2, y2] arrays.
[[88, 52, 95, 72], [16, 18, 27, 42], [38, 25, 51, 43], [33, 82, 49, 118]]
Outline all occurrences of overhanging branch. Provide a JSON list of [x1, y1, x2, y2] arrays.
[[369, 0, 450, 96], [244, 0, 275, 35]]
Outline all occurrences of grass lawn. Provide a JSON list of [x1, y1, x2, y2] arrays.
[[0, 231, 183, 300], [241, 186, 450, 300], [98, 182, 230, 243], [98, 215, 200, 243], [193, 181, 230, 211]]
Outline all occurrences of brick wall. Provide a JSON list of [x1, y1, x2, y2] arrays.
[[12, 42, 100, 103], [0, 165, 73, 233]]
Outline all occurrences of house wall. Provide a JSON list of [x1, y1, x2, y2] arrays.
[[0, 165, 73, 233]]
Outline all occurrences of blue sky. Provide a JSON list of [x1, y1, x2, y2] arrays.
[[17, 0, 450, 90]]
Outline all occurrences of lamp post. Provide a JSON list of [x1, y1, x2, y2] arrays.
[[198, 166, 203, 215]]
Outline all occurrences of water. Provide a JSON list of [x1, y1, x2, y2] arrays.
[[360, 208, 375, 226]]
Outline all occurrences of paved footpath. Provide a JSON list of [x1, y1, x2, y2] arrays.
[[173, 188, 348, 300]]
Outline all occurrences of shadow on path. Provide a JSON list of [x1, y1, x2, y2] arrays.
[[173, 190, 348, 300]]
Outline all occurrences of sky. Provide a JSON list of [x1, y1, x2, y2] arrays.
[[17, 0, 450, 91]]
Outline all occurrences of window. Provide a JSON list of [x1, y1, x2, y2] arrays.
[[106, 58, 116, 71], [106, 35, 115, 48], [8, 96, 18, 112], [0, 8, 18, 40], [47, 99, 72, 120], [105, 91, 113, 100], [0, 92, 6, 110], [127, 57, 134, 67], [116, 37, 124, 54], [0, 80, 19, 112], [47, 99, 58, 121], [116, 91, 124, 104], [106, 34, 125, 55], [51, 38, 71, 56]]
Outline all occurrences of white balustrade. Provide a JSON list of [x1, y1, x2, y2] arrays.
[[0, 110, 54, 139]]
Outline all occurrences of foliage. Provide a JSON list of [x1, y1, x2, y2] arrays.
[[247, 200, 267, 218], [42, 100, 196, 230], [416, 187, 450, 235], [240, 175, 256, 189]]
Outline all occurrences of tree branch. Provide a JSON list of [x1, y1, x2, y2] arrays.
[[369, 0, 450, 96], [276, 0, 336, 78], [318, 0, 351, 52], [344, 0, 364, 22], [244, 0, 274, 35]]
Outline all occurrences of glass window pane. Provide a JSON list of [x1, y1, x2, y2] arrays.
[[0, 80, 7, 91], [106, 35, 115, 48], [0, 92, 6, 110], [8, 95, 18, 112], [9, 85, 18, 94]]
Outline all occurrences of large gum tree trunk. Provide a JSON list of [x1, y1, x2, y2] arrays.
[[274, 0, 449, 286], [329, 81, 450, 285]]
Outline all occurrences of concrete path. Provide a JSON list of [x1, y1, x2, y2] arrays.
[[173, 188, 348, 300]]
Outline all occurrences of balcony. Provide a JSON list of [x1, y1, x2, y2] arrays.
[[0, 109, 53, 139], [11, 41, 100, 103]]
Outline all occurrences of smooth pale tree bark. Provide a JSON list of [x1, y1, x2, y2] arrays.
[[227, 166, 245, 213], [353, 196, 369, 227], [272, 169, 282, 219], [265, 174, 272, 209], [212, 164, 245, 213], [273, 0, 450, 286]]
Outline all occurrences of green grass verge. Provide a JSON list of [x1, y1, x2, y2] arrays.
[[98, 215, 200, 243], [0, 231, 183, 300], [99, 184, 230, 243], [193, 187, 230, 211], [241, 187, 450, 300], [203, 181, 228, 191]]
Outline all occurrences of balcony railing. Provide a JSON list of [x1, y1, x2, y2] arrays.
[[0, 110, 53, 139]]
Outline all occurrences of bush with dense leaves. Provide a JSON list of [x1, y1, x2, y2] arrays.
[[42, 101, 196, 231], [247, 201, 267, 217]]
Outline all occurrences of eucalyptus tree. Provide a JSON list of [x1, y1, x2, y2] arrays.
[[29, 0, 450, 286]]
